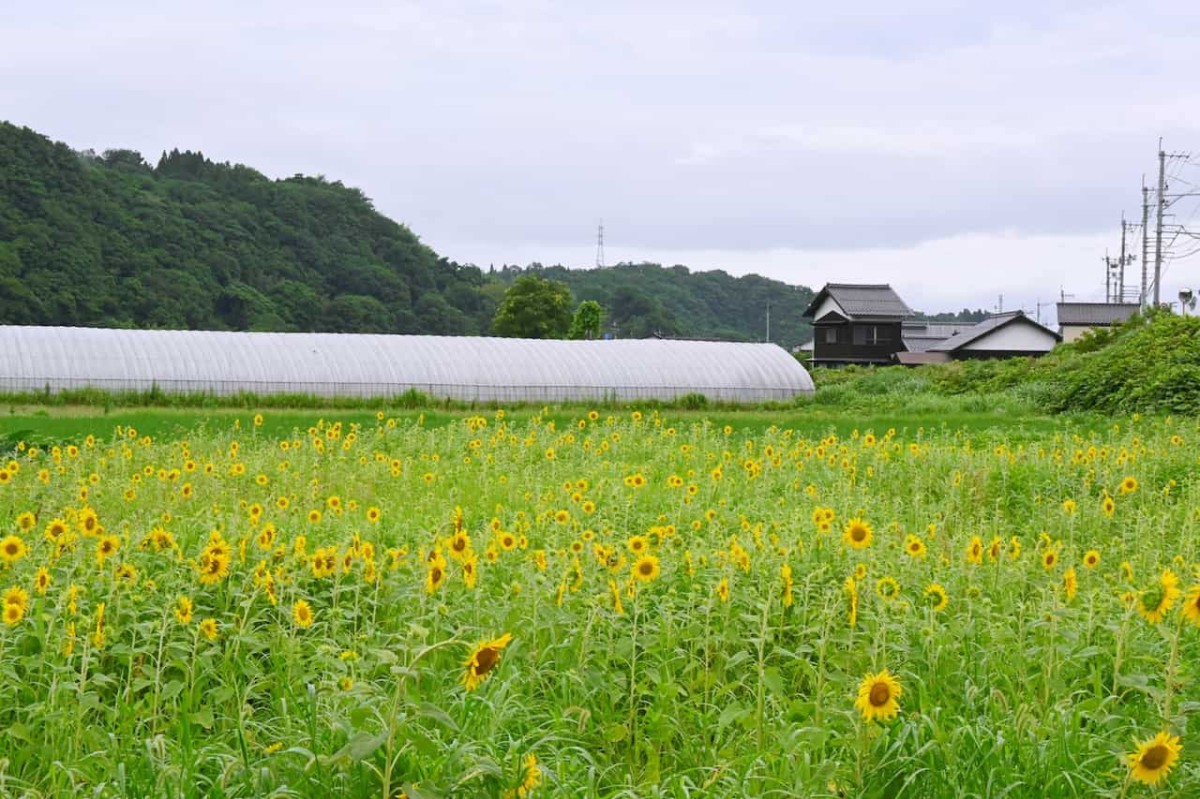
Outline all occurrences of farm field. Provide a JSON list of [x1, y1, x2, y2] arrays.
[[1, 407, 1198, 798]]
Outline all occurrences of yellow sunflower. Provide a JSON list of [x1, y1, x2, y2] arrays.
[[1183, 585, 1200, 627], [854, 669, 902, 722], [966, 536, 983, 565], [631, 554, 660, 583], [311, 547, 338, 579], [1137, 569, 1181, 624], [924, 583, 949, 612], [175, 596, 194, 625], [0, 535, 27, 565], [843, 518, 873, 550], [292, 599, 314, 628], [197, 548, 231, 586], [1118, 476, 1138, 496], [875, 577, 900, 601], [463, 632, 513, 691], [608, 579, 625, 615], [199, 618, 219, 641], [845, 577, 859, 627], [43, 518, 68, 543], [1126, 731, 1181, 786], [3, 585, 29, 612], [903, 535, 927, 559], [1083, 549, 1100, 569], [503, 753, 542, 799], [425, 559, 447, 594]]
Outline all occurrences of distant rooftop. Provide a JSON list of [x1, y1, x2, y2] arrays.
[[901, 321, 972, 352], [803, 283, 913, 320], [1056, 302, 1140, 327], [929, 311, 1060, 352]]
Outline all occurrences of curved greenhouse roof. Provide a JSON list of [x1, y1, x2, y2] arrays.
[[0, 326, 814, 402]]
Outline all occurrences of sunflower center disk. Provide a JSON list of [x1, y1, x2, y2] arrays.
[[476, 647, 499, 674], [869, 683, 891, 707], [1141, 745, 1168, 770]]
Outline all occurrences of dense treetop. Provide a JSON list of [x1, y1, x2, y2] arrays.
[[491, 263, 815, 348], [0, 122, 490, 334], [1, 121, 824, 345]]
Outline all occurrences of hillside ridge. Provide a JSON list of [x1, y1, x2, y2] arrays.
[[1, 121, 819, 345]]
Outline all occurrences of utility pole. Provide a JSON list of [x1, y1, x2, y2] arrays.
[[1103, 253, 1112, 303], [1155, 144, 1166, 307], [1036, 299, 1053, 325], [1141, 182, 1150, 307], [765, 299, 771, 343], [1118, 216, 1129, 302]]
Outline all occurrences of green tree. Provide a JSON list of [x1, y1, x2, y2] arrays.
[[568, 300, 605, 340], [0, 122, 498, 334], [492, 275, 573, 338]]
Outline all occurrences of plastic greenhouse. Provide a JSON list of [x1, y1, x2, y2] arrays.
[[0, 326, 814, 403]]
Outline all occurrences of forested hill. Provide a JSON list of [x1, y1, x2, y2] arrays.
[[0, 122, 494, 334], [492, 264, 814, 348], [0, 121, 815, 344]]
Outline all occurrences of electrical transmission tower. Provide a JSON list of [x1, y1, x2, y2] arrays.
[[1150, 141, 1193, 306], [595, 220, 606, 269], [1105, 218, 1137, 302]]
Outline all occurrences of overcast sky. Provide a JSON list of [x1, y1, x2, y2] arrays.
[[5, 1, 1200, 318]]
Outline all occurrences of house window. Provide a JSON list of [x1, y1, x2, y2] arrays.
[[824, 328, 838, 344], [852, 325, 892, 345]]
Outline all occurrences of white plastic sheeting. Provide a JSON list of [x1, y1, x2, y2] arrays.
[[0, 326, 814, 402]]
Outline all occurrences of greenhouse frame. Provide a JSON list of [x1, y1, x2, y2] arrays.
[[0, 326, 814, 402]]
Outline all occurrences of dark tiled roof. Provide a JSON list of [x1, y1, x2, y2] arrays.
[[803, 284, 913, 320], [901, 322, 971, 352], [929, 311, 1061, 352], [1056, 303, 1139, 326]]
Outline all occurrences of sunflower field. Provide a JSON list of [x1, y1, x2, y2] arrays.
[[1, 409, 1199, 798]]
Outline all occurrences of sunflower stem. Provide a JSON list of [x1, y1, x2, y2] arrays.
[[1161, 612, 1184, 723], [1112, 607, 1131, 697], [628, 586, 640, 777], [755, 589, 772, 753]]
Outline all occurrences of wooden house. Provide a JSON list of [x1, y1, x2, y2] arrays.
[[801, 284, 913, 366]]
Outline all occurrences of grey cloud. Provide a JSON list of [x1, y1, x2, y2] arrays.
[[3, 0, 1200, 308]]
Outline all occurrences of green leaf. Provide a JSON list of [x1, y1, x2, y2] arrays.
[[191, 706, 214, 730], [416, 702, 458, 732], [325, 732, 388, 764], [604, 723, 629, 743]]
